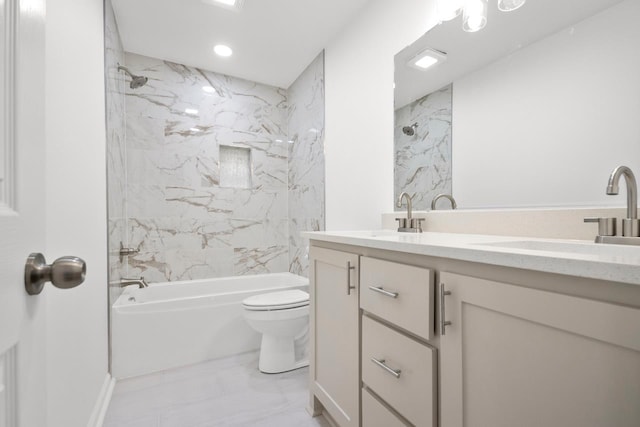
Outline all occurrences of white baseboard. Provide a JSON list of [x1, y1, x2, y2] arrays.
[[86, 373, 116, 427]]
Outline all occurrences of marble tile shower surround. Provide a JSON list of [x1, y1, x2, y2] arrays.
[[121, 52, 324, 282], [104, 0, 127, 305], [394, 84, 452, 211], [287, 53, 325, 277]]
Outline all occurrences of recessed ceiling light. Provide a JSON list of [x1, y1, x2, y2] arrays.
[[202, 86, 216, 94], [408, 48, 447, 71], [214, 44, 233, 57], [185, 108, 199, 116], [201, 0, 244, 11]]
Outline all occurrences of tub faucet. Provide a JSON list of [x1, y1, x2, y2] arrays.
[[120, 277, 149, 288], [607, 165, 639, 237], [431, 193, 457, 210], [395, 192, 424, 232]]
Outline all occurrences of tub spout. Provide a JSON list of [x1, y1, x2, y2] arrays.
[[119, 277, 149, 288]]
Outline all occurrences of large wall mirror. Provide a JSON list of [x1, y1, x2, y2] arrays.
[[394, 0, 640, 210]]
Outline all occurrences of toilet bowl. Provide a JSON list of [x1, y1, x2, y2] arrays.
[[242, 289, 310, 374]]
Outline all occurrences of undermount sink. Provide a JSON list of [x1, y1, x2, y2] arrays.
[[476, 240, 640, 256], [332, 230, 402, 238]]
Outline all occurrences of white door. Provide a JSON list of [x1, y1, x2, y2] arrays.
[[0, 0, 47, 425]]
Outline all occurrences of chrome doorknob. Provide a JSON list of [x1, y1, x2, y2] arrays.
[[24, 253, 87, 295]]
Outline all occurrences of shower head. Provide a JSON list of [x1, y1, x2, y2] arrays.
[[117, 65, 148, 89], [402, 123, 418, 136]]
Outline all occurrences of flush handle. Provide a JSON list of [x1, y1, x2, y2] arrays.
[[24, 253, 86, 295]]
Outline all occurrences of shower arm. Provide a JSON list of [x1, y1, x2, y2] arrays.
[[117, 65, 135, 79]]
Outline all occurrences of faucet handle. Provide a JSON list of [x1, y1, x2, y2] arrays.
[[410, 218, 425, 232], [395, 218, 407, 230], [584, 217, 616, 237]]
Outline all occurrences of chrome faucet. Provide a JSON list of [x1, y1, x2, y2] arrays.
[[119, 277, 149, 288], [395, 192, 424, 232], [397, 192, 413, 221], [585, 166, 640, 245], [606, 165, 639, 237], [431, 193, 457, 210]]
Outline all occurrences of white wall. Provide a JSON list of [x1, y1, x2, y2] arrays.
[[452, 0, 640, 209], [45, 0, 109, 425], [324, 0, 438, 230]]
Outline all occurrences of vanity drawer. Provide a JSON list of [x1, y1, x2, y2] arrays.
[[360, 256, 433, 340], [362, 315, 436, 427], [362, 388, 409, 427]]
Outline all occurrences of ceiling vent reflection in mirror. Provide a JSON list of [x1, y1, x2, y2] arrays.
[[436, 0, 526, 33], [201, 0, 244, 12]]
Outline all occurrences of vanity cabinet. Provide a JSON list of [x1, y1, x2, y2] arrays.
[[360, 256, 436, 427], [439, 272, 640, 427], [309, 247, 360, 427], [308, 237, 640, 427]]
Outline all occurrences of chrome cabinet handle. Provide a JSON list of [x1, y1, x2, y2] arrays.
[[440, 282, 452, 335], [346, 261, 356, 295], [371, 358, 401, 379], [368, 286, 399, 299], [24, 253, 86, 295]]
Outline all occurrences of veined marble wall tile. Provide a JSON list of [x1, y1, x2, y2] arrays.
[[233, 246, 289, 276], [394, 84, 452, 211], [124, 53, 291, 282], [124, 53, 287, 138], [105, 0, 127, 305], [287, 53, 325, 277]]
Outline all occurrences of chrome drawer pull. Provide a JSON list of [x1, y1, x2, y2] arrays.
[[371, 358, 401, 379], [440, 282, 452, 335], [368, 286, 399, 299], [346, 261, 356, 295]]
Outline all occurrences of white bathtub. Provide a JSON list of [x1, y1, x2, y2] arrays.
[[111, 272, 309, 379]]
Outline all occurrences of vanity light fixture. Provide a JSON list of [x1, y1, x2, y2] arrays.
[[436, 0, 526, 34], [408, 48, 447, 71], [201, 0, 244, 11], [214, 44, 233, 57], [497, 0, 526, 12], [463, 0, 488, 32]]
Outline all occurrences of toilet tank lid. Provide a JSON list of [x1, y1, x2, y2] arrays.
[[242, 289, 309, 308]]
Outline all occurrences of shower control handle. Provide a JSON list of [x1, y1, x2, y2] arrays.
[[24, 253, 86, 295]]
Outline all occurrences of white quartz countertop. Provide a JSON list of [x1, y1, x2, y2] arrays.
[[302, 230, 640, 286]]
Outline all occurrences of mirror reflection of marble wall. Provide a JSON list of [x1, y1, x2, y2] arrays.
[[394, 0, 639, 209], [394, 85, 452, 211]]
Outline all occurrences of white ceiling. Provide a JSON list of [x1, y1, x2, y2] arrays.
[[111, 0, 370, 89]]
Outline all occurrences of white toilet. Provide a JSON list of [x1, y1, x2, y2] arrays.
[[242, 289, 310, 374]]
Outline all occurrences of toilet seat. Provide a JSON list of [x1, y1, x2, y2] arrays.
[[242, 290, 309, 311]]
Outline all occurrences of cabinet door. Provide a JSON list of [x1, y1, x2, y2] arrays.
[[440, 272, 640, 427], [309, 246, 359, 427]]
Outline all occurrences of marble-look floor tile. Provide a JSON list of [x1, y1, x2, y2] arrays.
[[104, 352, 328, 427]]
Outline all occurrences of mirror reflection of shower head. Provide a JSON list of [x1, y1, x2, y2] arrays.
[[402, 123, 418, 136], [117, 65, 149, 89]]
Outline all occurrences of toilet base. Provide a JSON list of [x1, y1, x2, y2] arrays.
[[258, 334, 309, 374]]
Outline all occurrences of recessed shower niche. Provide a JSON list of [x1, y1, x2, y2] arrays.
[[219, 145, 253, 189]]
